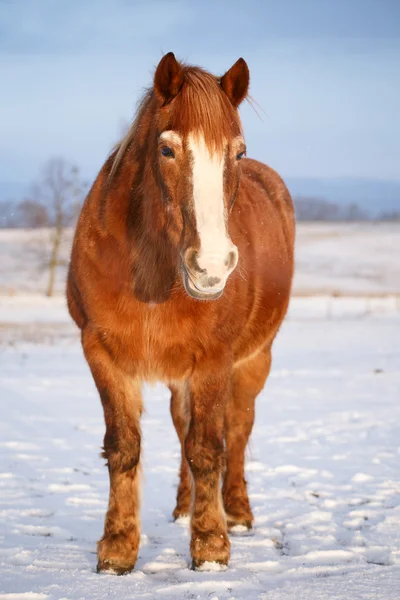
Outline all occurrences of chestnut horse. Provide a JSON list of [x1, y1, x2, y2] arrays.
[[67, 52, 295, 574]]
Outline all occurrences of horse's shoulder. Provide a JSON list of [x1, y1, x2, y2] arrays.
[[240, 158, 293, 217], [241, 158, 288, 196]]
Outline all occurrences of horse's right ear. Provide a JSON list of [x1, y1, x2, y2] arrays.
[[154, 52, 185, 105]]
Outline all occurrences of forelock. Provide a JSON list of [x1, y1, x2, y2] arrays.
[[169, 67, 242, 153]]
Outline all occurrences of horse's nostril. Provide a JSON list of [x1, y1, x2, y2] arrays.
[[226, 250, 238, 271], [185, 249, 206, 274]]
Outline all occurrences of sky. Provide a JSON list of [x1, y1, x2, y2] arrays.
[[0, 0, 399, 187]]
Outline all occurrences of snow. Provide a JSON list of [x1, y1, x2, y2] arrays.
[[293, 222, 400, 295], [0, 229, 72, 296], [0, 297, 70, 324], [0, 301, 399, 599]]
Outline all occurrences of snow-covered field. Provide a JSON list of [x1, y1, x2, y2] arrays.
[[293, 222, 400, 295], [1, 222, 400, 296], [0, 300, 399, 599]]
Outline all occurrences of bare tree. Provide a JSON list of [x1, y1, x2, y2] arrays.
[[33, 158, 87, 296]]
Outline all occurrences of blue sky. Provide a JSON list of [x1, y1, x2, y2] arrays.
[[1, 0, 399, 185]]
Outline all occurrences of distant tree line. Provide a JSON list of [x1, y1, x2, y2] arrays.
[[2, 191, 399, 229], [294, 196, 400, 222], [1, 160, 399, 296]]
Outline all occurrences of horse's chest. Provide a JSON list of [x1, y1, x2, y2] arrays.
[[108, 306, 196, 382], [142, 310, 195, 380]]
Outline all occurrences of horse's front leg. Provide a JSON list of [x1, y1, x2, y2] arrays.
[[82, 329, 142, 575], [185, 361, 231, 569]]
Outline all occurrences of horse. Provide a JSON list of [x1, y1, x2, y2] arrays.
[[67, 52, 295, 574]]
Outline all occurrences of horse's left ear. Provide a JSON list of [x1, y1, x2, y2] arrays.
[[220, 58, 249, 107], [154, 52, 185, 105]]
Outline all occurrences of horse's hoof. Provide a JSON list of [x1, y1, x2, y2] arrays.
[[190, 530, 230, 569], [97, 530, 139, 575], [96, 559, 134, 575], [173, 511, 190, 524], [227, 518, 253, 534], [173, 505, 191, 521], [226, 509, 254, 530], [190, 559, 228, 572]]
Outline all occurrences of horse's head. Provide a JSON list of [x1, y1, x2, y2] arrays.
[[153, 53, 249, 300]]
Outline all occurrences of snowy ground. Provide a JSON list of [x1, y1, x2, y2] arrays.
[[293, 222, 400, 295], [1, 222, 400, 296], [0, 301, 399, 599]]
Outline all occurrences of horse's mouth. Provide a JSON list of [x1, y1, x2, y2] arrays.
[[182, 264, 224, 301]]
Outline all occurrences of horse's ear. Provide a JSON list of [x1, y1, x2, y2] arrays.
[[220, 58, 249, 107], [154, 52, 185, 105]]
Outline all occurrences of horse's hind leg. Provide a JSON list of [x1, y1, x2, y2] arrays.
[[82, 329, 142, 575], [169, 382, 191, 520], [223, 346, 272, 530]]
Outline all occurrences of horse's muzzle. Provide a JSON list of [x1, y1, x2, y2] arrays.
[[181, 246, 239, 301]]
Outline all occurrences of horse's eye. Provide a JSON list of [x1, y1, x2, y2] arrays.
[[236, 151, 246, 161], [161, 146, 175, 158]]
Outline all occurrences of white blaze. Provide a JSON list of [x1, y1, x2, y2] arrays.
[[188, 133, 232, 273]]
